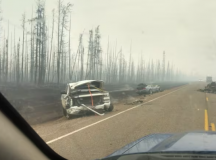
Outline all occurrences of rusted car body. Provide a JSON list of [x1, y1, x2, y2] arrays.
[[61, 80, 113, 119]]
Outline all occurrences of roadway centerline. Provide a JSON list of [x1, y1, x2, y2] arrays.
[[204, 110, 209, 131], [211, 123, 215, 131], [205, 94, 216, 131], [46, 85, 186, 144], [204, 93, 210, 131]]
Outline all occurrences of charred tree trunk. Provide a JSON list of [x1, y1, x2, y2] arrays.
[[5, 39, 8, 82], [34, 7, 39, 84], [16, 39, 20, 84], [21, 13, 25, 82], [13, 27, 16, 82], [57, 0, 61, 84], [47, 10, 54, 82], [68, 13, 71, 80], [30, 6, 34, 82]]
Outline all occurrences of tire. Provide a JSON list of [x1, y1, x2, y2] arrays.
[[107, 103, 114, 112], [62, 108, 72, 119], [62, 108, 66, 116]]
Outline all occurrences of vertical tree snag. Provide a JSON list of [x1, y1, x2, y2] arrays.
[[21, 13, 25, 82]]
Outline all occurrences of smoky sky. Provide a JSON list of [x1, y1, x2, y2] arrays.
[[2, 0, 216, 79]]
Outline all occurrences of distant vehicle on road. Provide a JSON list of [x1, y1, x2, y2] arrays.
[[61, 80, 114, 119], [206, 76, 212, 83], [136, 83, 160, 95]]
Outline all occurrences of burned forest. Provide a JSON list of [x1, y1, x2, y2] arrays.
[[0, 0, 184, 86]]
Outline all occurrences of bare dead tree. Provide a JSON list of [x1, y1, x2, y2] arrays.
[[51, 51, 56, 82], [128, 41, 132, 83], [4, 21, 9, 82], [5, 39, 8, 82], [21, 13, 26, 82], [25, 31, 28, 82], [105, 37, 109, 82], [13, 26, 16, 82], [68, 13, 71, 80], [151, 60, 154, 82], [29, 6, 34, 82], [71, 34, 82, 80], [166, 61, 170, 81], [2, 31, 5, 82], [57, 0, 61, 84], [92, 26, 102, 80], [79, 35, 84, 80], [16, 39, 20, 84], [29, 1, 47, 84], [47, 9, 54, 82], [34, 6, 39, 83], [41, 7, 47, 84], [60, 3, 72, 82], [85, 30, 93, 79], [10, 31, 12, 82]]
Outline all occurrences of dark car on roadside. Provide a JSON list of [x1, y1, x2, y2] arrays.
[[136, 83, 148, 95], [136, 83, 161, 95]]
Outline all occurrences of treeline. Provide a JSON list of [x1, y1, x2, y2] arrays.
[[0, 0, 183, 85]]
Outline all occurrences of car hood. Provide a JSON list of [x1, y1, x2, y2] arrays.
[[106, 131, 216, 158]]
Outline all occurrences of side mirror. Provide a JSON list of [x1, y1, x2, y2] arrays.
[[61, 91, 67, 94]]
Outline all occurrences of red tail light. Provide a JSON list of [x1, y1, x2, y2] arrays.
[[143, 88, 146, 90]]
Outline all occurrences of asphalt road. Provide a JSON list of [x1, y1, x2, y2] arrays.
[[31, 82, 214, 160]]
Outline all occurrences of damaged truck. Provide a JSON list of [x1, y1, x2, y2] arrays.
[[61, 80, 114, 119]]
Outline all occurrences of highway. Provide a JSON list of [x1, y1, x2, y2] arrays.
[[31, 82, 215, 160]]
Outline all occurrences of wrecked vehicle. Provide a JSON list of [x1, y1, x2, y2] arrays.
[[61, 80, 114, 119], [204, 82, 216, 93], [136, 83, 147, 95], [152, 84, 161, 92], [198, 82, 216, 93], [136, 83, 160, 95]]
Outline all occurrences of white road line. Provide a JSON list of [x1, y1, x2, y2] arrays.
[[46, 85, 186, 144]]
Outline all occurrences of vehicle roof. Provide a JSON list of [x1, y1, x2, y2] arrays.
[[68, 80, 103, 89]]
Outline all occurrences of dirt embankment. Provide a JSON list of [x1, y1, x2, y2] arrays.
[[0, 82, 187, 124]]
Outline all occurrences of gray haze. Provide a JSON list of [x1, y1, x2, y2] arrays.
[[2, 0, 216, 80]]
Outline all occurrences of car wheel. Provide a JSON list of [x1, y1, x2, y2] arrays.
[[107, 103, 114, 112], [62, 108, 66, 116], [63, 108, 72, 119]]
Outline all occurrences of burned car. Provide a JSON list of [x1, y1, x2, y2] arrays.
[[136, 83, 160, 95], [61, 80, 114, 119], [152, 84, 161, 92]]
